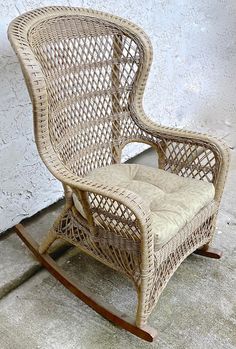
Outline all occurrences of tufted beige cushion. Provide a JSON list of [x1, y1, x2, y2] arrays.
[[73, 164, 215, 250]]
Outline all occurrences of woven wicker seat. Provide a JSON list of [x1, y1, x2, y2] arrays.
[[8, 6, 230, 341]]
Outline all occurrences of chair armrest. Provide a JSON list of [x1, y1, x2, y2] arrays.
[[71, 174, 155, 294], [135, 118, 230, 202], [62, 168, 155, 322], [54, 162, 154, 271]]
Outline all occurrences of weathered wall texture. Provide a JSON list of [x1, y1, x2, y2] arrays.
[[0, 1, 236, 233]]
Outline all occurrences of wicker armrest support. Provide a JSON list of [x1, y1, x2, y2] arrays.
[[134, 117, 230, 201]]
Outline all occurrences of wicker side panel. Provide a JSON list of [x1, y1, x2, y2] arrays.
[[139, 201, 218, 324], [55, 208, 142, 283]]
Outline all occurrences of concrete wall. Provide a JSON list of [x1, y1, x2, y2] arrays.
[[1, 0, 235, 233]]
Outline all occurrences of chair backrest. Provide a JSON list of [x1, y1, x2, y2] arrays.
[[8, 7, 152, 177]]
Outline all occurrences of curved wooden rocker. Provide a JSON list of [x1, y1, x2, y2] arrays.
[[15, 223, 157, 342], [9, 6, 229, 342]]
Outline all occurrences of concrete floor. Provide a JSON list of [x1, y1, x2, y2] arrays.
[[0, 148, 235, 349]]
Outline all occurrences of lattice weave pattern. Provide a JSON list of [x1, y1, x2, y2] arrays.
[[8, 6, 230, 329], [28, 15, 143, 175]]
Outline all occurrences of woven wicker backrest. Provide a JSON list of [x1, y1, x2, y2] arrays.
[[10, 8, 152, 177]]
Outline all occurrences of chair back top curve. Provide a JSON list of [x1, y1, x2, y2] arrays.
[[8, 6, 153, 177]]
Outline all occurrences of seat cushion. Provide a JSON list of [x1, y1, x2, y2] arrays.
[[73, 164, 215, 250]]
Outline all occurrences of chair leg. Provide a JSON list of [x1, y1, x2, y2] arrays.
[[193, 244, 222, 259], [14, 224, 158, 342], [38, 228, 57, 254]]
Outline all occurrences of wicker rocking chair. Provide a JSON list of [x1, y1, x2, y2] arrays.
[[8, 6, 229, 341]]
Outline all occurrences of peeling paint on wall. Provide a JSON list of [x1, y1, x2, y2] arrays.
[[0, 0, 236, 233]]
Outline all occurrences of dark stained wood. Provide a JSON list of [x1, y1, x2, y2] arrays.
[[193, 246, 223, 259], [14, 224, 158, 342]]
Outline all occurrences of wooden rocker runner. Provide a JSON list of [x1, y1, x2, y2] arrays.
[[9, 7, 229, 342]]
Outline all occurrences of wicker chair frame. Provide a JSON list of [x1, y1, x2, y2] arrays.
[[8, 6, 229, 341]]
